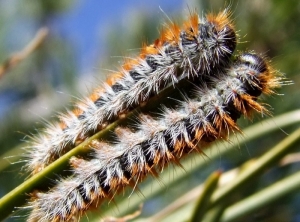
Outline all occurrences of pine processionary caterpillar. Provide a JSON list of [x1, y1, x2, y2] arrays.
[[27, 52, 282, 222], [26, 9, 237, 174]]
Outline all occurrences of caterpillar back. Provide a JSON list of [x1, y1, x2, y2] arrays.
[[26, 9, 237, 174]]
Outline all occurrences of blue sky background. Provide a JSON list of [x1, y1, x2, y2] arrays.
[[51, 0, 185, 73]]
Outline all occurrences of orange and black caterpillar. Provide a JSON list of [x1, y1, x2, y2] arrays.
[[27, 53, 281, 222], [26, 9, 237, 175]]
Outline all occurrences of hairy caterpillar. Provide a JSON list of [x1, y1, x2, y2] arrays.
[[27, 53, 281, 222], [26, 9, 237, 174]]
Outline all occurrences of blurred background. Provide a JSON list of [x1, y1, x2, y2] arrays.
[[0, 0, 299, 221]]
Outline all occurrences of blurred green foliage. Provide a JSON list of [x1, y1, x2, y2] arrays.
[[0, 2, 77, 220], [0, 0, 299, 221]]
